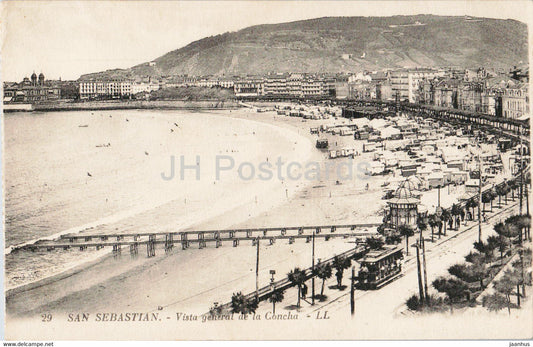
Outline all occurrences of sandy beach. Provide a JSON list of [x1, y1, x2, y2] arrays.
[[5, 107, 387, 320]]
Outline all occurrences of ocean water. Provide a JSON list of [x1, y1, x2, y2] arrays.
[[4, 109, 311, 288]]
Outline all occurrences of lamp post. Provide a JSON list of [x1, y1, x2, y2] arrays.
[[311, 229, 316, 305], [269, 270, 276, 291]]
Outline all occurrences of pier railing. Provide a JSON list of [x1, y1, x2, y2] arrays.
[[15, 223, 381, 257]]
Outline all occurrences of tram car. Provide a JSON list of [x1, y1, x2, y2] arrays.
[[356, 245, 403, 290]]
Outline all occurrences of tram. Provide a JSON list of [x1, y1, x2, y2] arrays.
[[356, 245, 403, 290]]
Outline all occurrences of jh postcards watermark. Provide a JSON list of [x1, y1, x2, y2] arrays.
[[160, 155, 371, 182]]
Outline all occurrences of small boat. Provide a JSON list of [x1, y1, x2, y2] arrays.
[[78, 125, 89, 128]]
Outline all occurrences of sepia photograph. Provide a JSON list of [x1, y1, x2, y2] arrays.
[[1, 0, 532, 343]]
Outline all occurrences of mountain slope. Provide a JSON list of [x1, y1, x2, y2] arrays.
[[80, 15, 528, 79]]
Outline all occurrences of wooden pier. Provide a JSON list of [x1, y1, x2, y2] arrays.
[[15, 223, 381, 257]]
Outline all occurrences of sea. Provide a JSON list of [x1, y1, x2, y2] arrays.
[[3, 109, 312, 289]]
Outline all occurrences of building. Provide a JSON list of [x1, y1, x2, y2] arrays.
[[301, 78, 326, 97], [263, 73, 290, 96], [502, 82, 529, 119], [234, 78, 264, 97], [79, 79, 132, 99], [389, 70, 409, 101], [3, 72, 61, 103], [407, 69, 444, 103]]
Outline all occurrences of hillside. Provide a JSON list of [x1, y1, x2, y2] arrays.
[[80, 15, 528, 80]]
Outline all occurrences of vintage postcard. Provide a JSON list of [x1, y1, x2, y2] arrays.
[[1, 0, 532, 342]]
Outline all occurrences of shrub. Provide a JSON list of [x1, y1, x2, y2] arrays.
[[406, 294, 421, 311]]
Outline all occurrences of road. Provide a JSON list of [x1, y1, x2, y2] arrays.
[[255, 201, 532, 339]]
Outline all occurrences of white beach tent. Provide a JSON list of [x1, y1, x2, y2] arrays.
[[380, 126, 401, 139], [369, 118, 388, 129], [351, 118, 370, 128]]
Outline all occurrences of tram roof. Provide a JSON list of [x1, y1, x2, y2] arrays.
[[359, 245, 402, 263]]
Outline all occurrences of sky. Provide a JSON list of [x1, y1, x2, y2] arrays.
[[1, 0, 531, 81]]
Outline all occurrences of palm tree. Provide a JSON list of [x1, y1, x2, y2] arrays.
[[417, 217, 428, 238], [313, 261, 333, 298], [482, 191, 493, 213], [399, 225, 415, 255], [332, 255, 351, 288], [231, 292, 258, 314], [509, 180, 518, 201], [495, 185, 503, 207], [268, 288, 285, 314], [427, 214, 438, 242], [466, 199, 478, 221], [440, 209, 451, 236], [451, 203, 462, 230], [501, 182, 510, 205], [287, 267, 307, 308]]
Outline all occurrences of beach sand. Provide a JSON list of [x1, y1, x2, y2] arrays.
[[6, 108, 387, 320]]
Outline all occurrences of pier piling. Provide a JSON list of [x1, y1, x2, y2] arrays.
[[130, 243, 138, 257], [147, 235, 156, 257], [165, 234, 174, 253]]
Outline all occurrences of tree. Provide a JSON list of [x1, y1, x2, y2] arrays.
[[366, 236, 384, 250], [504, 215, 522, 246], [482, 191, 494, 212], [451, 204, 463, 230], [417, 217, 428, 237], [493, 270, 518, 315], [495, 221, 515, 256], [482, 293, 508, 313], [406, 294, 421, 311], [486, 235, 502, 260], [466, 199, 478, 221], [512, 247, 532, 299], [509, 180, 518, 201], [313, 261, 333, 298], [449, 258, 487, 290], [495, 184, 506, 207], [427, 214, 439, 242], [441, 209, 451, 236], [432, 277, 469, 313], [268, 288, 285, 314], [231, 292, 258, 314], [332, 255, 351, 288], [287, 267, 307, 308], [399, 225, 415, 255]]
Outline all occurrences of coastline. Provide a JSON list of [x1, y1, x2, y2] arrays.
[[5, 108, 386, 318], [4, 108, 318, 313], [3, 99, 241, 113]]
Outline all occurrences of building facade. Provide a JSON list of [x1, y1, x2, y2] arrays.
[[3, 72, 61, 103]]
